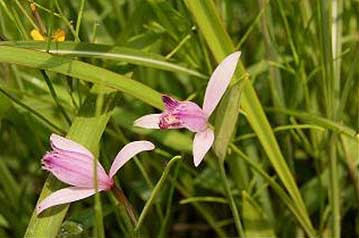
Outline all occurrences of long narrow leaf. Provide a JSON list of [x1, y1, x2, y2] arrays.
[[0, 41, 207, 79], [0, 46, 163, 109]]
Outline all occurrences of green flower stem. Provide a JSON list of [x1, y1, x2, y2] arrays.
[[112, 185, 138, 226]]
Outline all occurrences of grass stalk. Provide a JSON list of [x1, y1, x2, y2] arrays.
[[150, 160, 227, 238], [13, 0, 38, 30], [318, 0, 342, 236], [230, 144, 317, 237], [54, 0, 80, 41], [93, 86, 105, 238], [135, 156, 181, 231], [329, 134, 340, 238], [0, 85, 65, 133], [75, 0, 86, 40], [40, 70, 72, 125], [158, 163, 180, 238], [218, 160, 245, 238]]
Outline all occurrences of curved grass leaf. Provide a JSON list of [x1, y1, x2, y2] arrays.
[[180, 196, 228, 204], [231, 145, 316, 237], [267, 108, 358, 140], [135, 156, 181, 231], [0, 41, 207, 79], [0, 85, 66, 133], [0, 46, 163, 109]]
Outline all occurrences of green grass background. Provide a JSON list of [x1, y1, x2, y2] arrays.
[[0, 0, 358, 237]]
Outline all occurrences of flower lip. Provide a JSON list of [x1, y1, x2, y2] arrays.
[[162, 95, 179, 111], [159, 96, 208, 132], [159, 113, 182, 129]]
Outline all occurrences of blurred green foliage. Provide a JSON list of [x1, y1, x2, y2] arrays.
[[0, 0, 358, 237]]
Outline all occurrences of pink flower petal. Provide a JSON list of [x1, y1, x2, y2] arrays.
[[202, 51, 241, 117], [50, 134, 93, 159], [36, 187, 97, 215], [193, 128, 214, 167], [134, 114, 161, 129], [109, 141, 155, 178], [42, 151, 112, 190]]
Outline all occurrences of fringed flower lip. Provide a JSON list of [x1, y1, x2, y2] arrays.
[[134, 51, 241, 167], [37, 134, 155, 214]]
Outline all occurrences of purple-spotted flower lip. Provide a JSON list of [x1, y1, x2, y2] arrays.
[[159, 95, 208, 132], [36, 134, 155, 214], [134, 51, 241, 167], [161, 95, 179, 111]]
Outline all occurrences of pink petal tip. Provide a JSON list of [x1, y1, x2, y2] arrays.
[[134, 114, 161, 129], [50, 134, 93, 158], [36, 187, 97, 215], [193, 128, 214, 167], [202, 51, 241, 117], [109, 141, 155, 178]]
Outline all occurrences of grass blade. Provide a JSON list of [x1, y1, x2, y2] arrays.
[[135, 156, 181, 231], [242, 191, 277, 238], [0, 41, 207, 79], [231, 145, 316, 237], [218, 160, 245, 237], [0, 85, 65, 133], [267, 108, 358, 140], [0, 46, 163, 109]]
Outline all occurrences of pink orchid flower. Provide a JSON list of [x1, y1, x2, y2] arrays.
[[37, 134, 155, 214], [134, 51, 241, 167]]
